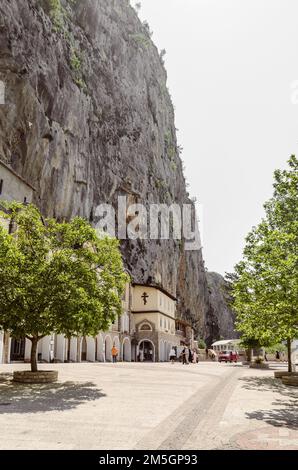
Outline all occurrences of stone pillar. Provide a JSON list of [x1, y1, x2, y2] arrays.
[[56, 335, 66, 362], [159, 340, 163, 362], [77, 337, 82, 362], [70, 337, 78, 362], [3, 332, 10, 363], [86, 337, 96, 362], [0, 331, 3, 364], [122, 338, 132, 362], [103, 337, 106, 362], [41, 336, 51, 362], [291, 341, 297, 372], [24, 338, 32, 362]]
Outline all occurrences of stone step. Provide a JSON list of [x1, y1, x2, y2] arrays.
[[249, 363, 270, 369], [274, 371, 298, 379], [13, 370, 58, 384], [282, 376, 298, 387]]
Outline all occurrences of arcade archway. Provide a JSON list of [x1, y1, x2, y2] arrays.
[[122, 338, 131, 362], [104, 335, 113, 362], [138, 339, 155, 362]]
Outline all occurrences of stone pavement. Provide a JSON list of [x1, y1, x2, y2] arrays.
[[0, 362, 297, 450]]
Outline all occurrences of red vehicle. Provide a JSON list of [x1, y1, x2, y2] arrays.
[[218, 350, 238, 363]]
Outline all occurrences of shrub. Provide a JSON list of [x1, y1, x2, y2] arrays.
[[48, 0, 64, 31], [70, 51, 82, 71], [164, 130, 172, 146], [198, 339, 207, 349], [142, 20, 153, 37], [130, 34, 150, 49], [254, 357, 264, 364]]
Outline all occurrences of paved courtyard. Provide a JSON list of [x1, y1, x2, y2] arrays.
[[0, 362, 297, 450]]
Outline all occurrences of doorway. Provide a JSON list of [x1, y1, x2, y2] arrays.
[[139, 340, 154, 362], [10, 338, 25, 361]]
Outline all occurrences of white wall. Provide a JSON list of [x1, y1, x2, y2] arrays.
[[56, 335, 66, 362], [41, 336, 51, 362], [0, 331, 3, 364], [70, 338, 78, 362], [0, 163, 34, 203], [24, 339, 31, 362], [86, 337, 96, 362]]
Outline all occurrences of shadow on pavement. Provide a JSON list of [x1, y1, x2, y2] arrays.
[[245, 399, 298, 430], [0, 373, 105, 414], [239, 376, 298, 399], [239, 376, 298, 430]]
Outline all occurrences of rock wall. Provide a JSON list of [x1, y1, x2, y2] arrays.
[[206, 272, 238, 340], [0, 0, 216, 337]]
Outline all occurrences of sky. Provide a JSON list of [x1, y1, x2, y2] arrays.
[[134, 0, 298, 275]]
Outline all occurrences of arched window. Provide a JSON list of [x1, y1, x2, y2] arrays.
[[140, 323, 152, 331]]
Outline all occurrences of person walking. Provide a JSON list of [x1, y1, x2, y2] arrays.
[[188, 348, 193, 364], [193, 350, 198, 364], [275, 351, 280, 362], [181, 347, 187, 365], [205, 347, 209, 360], [111, 344, 118, 363], [169, 347, 176, 364]]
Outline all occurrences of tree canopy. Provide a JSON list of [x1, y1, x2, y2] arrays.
[[231, 156, 298, 370], [0, 203, 128, 371]]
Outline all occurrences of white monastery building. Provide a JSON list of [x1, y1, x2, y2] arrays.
[[0, 160, 194, 364]]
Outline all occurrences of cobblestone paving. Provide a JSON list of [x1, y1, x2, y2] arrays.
[[0, 362, 297, 450]]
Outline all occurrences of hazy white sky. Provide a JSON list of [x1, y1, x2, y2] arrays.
[[135, 0, 298, 275]]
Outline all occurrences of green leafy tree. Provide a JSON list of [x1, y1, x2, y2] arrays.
[[231, 156, 298, 372], [266, 343, 287, 355], [0, 203, 128, 372], [238, 336, 263, 362], [197, 338, 207, 349]]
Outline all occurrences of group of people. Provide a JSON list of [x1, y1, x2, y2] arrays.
[[111, 344, 214, 364], [263, 350, 286, 362], [137, 349, 152, 362], [169, 346, 199, 364]]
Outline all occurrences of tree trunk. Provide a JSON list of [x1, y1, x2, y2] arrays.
[[287, 338, 292, 373], [30, 337, 39, 372]]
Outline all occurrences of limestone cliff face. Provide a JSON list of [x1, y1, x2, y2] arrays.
[[0, 0, 214, 336], [206, 272, 238, 340]]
